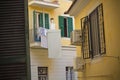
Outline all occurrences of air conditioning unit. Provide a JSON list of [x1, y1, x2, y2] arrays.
[[71, 30, 82, 46], [74, 57, 85, 72]]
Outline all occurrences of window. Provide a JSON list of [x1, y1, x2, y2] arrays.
[[59, 16, 73, 37], [66, 67, 74, 80], [81, 4, 106, 59], [38, 67, 48, 80], [33, 11, 50, 41]]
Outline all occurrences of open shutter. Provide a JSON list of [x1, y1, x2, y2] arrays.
[[59, 16, 64, 37], [39, 13, 43, 27], [33, 10, 37, 41], [33, 11, 41, 41], [81, 16, 91, 59], [67, 17, 73, 37], [45, 13, 49, 29], [33, 10, 36, 28], [97, 4, 106, 55], [0, 0, 30, 80]]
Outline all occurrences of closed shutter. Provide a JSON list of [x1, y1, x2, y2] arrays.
[[0, 63, 26, 80], [45, 13, 49, 29], [39, 12, 43, 27], [59, 16, 64, 37], [67, 17, 73, 37], [0, 0, 30, 80]]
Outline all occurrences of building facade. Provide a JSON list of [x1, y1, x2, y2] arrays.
[[28, 0, 77, 80], [66, 0, 120, 80]]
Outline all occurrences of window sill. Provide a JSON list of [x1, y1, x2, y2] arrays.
[[61, 37, 70, 40], [91, 55, 103, 64]]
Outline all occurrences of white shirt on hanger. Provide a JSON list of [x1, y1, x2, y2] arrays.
[[50, 23, 55, 30], [50, 19, 55, 30]]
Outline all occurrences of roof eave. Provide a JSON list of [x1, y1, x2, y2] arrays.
[[65, 0, 90, 16]]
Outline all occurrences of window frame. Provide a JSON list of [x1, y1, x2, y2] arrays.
[[38, 67, 48, 80], [66, 66, 74, 80], [81, 3, 106, 59], [59, 15, 74, 38], [33, 10, 50, 42]]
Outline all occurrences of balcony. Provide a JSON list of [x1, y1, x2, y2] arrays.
[[29, 29, 76, 58], [29, 0, 60, 9]]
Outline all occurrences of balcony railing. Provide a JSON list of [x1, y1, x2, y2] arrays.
[[29, 0, 59, 9], [29, 29, 41, 48]]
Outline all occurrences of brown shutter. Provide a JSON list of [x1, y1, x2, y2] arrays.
[[0, 0, 30, 80]]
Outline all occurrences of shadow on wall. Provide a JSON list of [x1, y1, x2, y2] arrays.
[[78, 74, 113, 80]]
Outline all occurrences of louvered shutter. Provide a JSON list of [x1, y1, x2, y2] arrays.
[[45, 13, 49, 29], [39, 12, 43, 27], [67, 17, 73, 37], [0, 0, 30, 80], [59, 16, 64, 37], [33, 10, 37, 41]]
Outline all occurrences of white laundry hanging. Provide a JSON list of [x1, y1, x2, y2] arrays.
[[41, 35, 48, 48], [38, 27, 48, 48]]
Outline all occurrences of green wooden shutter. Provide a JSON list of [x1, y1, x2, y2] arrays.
[[39, 13, 43, 27], [67, 17, 73, 37], [33, 11, 41, 41], [59, 16, 64, 37], [33, 10, 37, 41], [33, 10, 36, 28], [45, 13, 49, 29]]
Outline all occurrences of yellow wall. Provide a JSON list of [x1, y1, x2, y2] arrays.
[[75, 0, 120, 80], [28, 0, 72, 45]]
